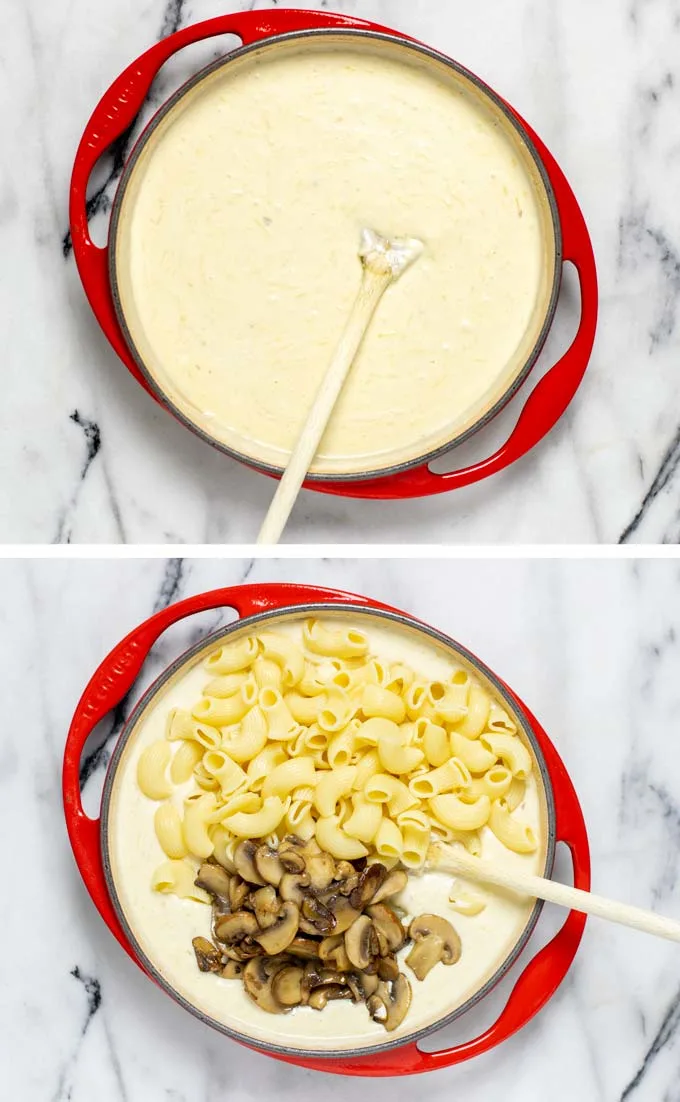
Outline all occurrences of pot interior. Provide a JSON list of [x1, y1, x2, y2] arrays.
[[111, 31, 559, 480], [103, 605, 554, 1058]]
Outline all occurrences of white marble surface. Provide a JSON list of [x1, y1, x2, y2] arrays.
[[3, 0, 680, 543], [3, 555, 680, 1099]]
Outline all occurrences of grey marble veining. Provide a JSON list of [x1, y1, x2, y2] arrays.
[[3, 556, 680, 1099], [2, 0, 680, 543]]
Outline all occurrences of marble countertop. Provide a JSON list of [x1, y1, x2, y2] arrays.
[[4, 0, 680, 544], [4, 555, 680, 1099]]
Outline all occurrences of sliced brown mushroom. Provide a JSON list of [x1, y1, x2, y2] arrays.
[[280, 833, 305, 847], [346, 974, 363, 1002], [349, 863, 387, 910], [372, 926, 390, 959], [195, 861, 232, 903], [344, 914, 375, 970], [305, 852, 336, 892], [192, 936, 222, 973], [190, 837, 457, 1035], [369, 868, 408, 904], [334, 860, 355, 882], [302, 959, 323, 992], [317, 969, 350, 989], [326, 895, 361, 934], [410, 915, 462, 966], [279, 849, 306, 874], [359, 971, 380, 998], [301, 895, 336, 935], [366, 903, 406, 953], [286, 937, 321, 960], [234, 840, 266, 886], [272, 965, 307, 1007], [214, 910, 259, 944], [406, 914, 461, 980], [278, 835, 312, 873], [254, 900, 299, 955], [211, 896, 231, 931], [221, 959, 244, 979], [373, 975, 412, 1031], [385, 975, 412, 1031], [337, 873, 360, 897], [405, 938, 447, 982], [367, 992, 387, 1024], [279, 872, 311, 905], [254, 844, 285, 887], [377, 955, 400, 982], [251, 885, 281, 929], [299, 837, 322, 859], [407, 939, 440, 979], [228, 875, 250, 912], [308, 984, 353, 1010], [330, 944, 352, 972], [318, 933, 352, 971], [243, 956, 286, 1014], [318, 934, 343, 961], [282, 837, 321, 872], [222, 937, 262, 961]]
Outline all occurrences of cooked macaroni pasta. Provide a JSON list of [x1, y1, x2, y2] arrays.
[[140, 620, 540, 908]]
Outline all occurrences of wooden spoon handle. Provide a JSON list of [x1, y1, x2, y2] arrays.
[[257, 266, 390, 545], [434, 844, 680, 943]]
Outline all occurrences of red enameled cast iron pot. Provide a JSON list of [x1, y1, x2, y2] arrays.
[[63, 583, 590, 1076], [69, 8, 598, 500]]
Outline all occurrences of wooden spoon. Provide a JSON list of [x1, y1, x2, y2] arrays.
[[431, 842, 680, 943], [257, 228, 423, 545]]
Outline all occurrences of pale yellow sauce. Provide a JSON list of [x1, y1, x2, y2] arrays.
[[114, 38, 555, 475], [107, 614, 547, 1053], [107, 617, 546, 1053]]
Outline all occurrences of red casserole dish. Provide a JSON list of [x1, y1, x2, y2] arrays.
[[69, 8, 597, 501], [63, 582, 590, 1075]]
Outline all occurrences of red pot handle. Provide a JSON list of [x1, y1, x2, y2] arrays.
[[282, 697, 590, 1076], [71, 15, 595, 501], [68, 8, 383, 395], [62, 581, 392, 959], [312, 117, 598, 500], [64, 588, 589, 1076]]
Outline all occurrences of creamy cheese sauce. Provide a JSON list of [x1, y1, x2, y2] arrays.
[[114, 37, 556, 475], [107, 613, 548, 1053]]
